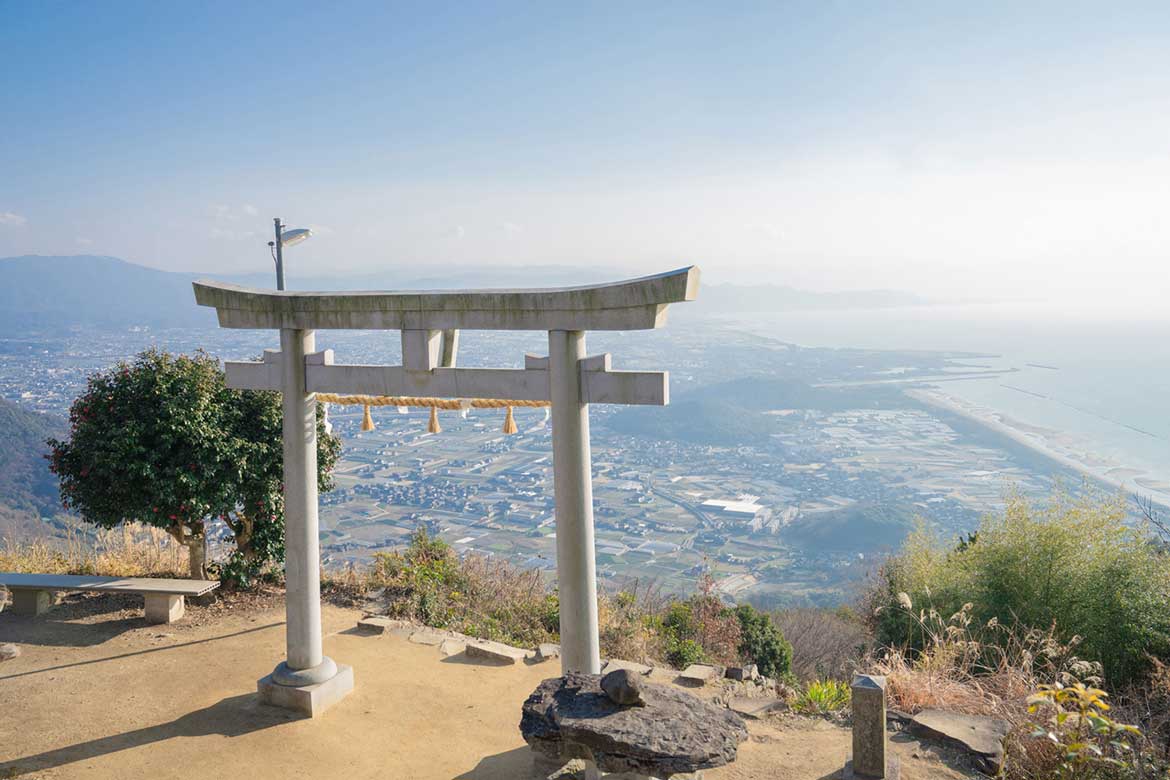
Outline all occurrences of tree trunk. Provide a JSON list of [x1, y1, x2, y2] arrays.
[[168, 521, 208, 579], [230, 512, 255, 562], [188, 537, 207, 580]]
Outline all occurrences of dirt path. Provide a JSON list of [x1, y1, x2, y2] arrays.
[[0, 597, 979, 780]]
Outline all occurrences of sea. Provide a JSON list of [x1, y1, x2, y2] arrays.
[[715, 302, 1170, 490]]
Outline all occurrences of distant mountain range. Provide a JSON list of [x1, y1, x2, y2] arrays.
[[0, 255, 929, 331]]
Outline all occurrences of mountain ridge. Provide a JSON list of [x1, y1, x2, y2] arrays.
[[1, 255, 930, 331]]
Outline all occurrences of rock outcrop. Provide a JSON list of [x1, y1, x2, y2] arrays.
[[909, 709, 1010, 773], [521, 672, 748, 776]]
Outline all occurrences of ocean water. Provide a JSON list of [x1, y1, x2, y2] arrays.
[[715, 303, 1170, 482]]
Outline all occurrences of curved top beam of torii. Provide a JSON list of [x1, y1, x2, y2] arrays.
[[193, 265, 700, 331]]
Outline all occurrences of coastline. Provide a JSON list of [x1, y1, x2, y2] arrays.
[[907, 387, 1170, 512]]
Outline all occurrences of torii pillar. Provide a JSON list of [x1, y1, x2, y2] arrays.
[[549, 329, 599, 672], [194, 266, 700, 715]]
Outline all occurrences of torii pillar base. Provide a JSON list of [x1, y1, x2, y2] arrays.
[[258, 664, 354, 718]]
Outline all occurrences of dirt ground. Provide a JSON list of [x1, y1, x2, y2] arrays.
[[0, 594, 980, 780]]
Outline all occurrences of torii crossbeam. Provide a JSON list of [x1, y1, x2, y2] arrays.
[[193, 266, 700, 716]]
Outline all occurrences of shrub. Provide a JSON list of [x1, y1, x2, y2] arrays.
[[866, 594, 1166, 779], [870, 593, 1094, 717], [46, 348, 339, 585], [793, 679, 851, 715], [655, 575, 742, 668], [735, 603, 792, 679], [366, 527, 557, 648], [658, 600, 707, 668], [599, 583, 665, 663], [865, 490, 1170, 686], [667, 637, 707, 669], [1024, 682, 1143, 780]]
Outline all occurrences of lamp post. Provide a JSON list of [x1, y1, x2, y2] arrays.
[[268, 218, 312, 291]]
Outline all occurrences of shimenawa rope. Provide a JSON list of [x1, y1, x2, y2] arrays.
[[315, 393, 549, 434]]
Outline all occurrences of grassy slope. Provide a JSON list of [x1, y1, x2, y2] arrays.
[[0, 397, 65, 526]]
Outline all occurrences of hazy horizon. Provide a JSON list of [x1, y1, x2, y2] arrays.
[[3, 2, 1168, 311]]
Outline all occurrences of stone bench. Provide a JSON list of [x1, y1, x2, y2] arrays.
[[0, 573, 220, 624]]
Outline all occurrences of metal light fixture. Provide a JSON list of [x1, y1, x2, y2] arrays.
[[267, 218, 312, 290], [280, 228, 312, 247]]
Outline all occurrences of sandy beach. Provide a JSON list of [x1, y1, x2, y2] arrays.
[[907, 388, 1170, 512]]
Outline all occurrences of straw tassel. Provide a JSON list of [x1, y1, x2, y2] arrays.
[[428, 406, 442, 433], [361, 404, 375, 431], [502, 405, 518, 435]]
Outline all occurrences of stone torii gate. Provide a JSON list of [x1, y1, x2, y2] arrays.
[[193, 266, 700, 716]]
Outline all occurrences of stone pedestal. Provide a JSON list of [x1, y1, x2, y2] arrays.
[[258, 664, 354, 718], [11, 589, 51, 616], [845, 674, 899, 779], [144, 593, 184, 624]]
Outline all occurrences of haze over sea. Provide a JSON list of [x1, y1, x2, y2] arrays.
[[719, 303, 1170, 494]]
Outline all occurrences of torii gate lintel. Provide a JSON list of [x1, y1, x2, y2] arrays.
[[192, 266, 700, 717]]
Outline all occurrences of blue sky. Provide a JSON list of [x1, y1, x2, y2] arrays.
[[2, 2, 1168, 304]]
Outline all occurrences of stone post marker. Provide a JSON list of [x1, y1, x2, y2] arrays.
[[845, 674, 899, 779]]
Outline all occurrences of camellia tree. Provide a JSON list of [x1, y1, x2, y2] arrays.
[[47, 348, 340, 583]]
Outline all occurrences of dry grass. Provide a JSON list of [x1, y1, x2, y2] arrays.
[[348, 530, 559, 648], [598, 580, 669, 663], [864, 596, 1170, 779], [0, 523, 189, 579], [868, 599, 1094, 719]]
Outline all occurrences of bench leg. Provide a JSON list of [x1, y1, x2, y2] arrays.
[[10, 589, 52, 617], [144, 593, 184, 624]]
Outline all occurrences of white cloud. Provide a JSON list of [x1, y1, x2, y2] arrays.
[[0, 211, 27, 227], [211, 203, 262, 224], [210, 227, 257, 241]]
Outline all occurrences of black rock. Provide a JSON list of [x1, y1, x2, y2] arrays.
[[601, 668, 645, 706], [520, 672, 748, 776]]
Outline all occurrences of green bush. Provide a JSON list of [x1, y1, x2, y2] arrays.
[[368, 527, 557, 648], [659, 601, 706, 668], [667, 637, 706, 669], [793, 679, 851, 715], [654, 580, 743, 669], [47, 348, 339, 586], [735, 604, 792, 679], [867, 490, 1170, 686]]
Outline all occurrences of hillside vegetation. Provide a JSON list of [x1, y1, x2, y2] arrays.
[[6, 477, 1169, 777], [0, 397, 64, 535], [867, 490, 1170, 686]]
